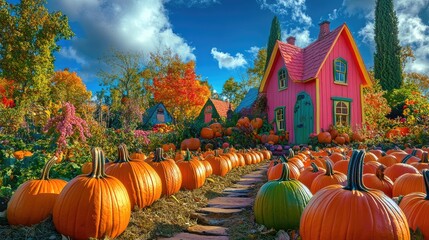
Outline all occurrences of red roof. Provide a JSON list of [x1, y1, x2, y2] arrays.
[[278, 24, 343, 81], [210, 98, 233, 118]]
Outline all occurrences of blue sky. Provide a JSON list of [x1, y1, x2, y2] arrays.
[[44, 0, 429, 95]]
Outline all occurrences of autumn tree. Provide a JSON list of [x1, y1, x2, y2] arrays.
[[0, 0, 73, 106], [221, 77, 245, 107], [98, 50, 150, 129], [247, 48, 267, 88], [50, 70, 92, 113], [374, 0, 402, 91], [151, 60, 210, 123]]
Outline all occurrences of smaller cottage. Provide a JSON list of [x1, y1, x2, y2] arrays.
[[142, 103, 174, 127], [234, 87, 259, 115], [197, 98, 233, 123]]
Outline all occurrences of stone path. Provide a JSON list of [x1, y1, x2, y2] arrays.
[[159, 163, 269, 240]]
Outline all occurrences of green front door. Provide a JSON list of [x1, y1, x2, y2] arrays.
[[294, 92, 314, 144]]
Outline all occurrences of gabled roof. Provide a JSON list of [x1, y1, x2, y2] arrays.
[[235, 88, 259, 113], [260, 23, 371, 92], [210, 98, 233, 118], [142, 103, 172, 126]]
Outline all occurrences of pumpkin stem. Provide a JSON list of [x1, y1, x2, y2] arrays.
[[40, 156, 58, 180], [153, 148, 165, 162], [375, 165, 386, 181], [184, 149, 193, 161], [288, 148, 294, 157], [401, 155, 413, 164], [343, 150, 368, 191], [421, 152, 428, 163], [89, 147, 107, 178], [324, 160, 334, 176], [423, 169, 429, 200], [115, 143, 132, 163], [279, 155, 288, 163], [277, 163, 291, 181], [310, 162, 319, 173]]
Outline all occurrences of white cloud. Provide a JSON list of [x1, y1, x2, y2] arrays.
[[342, 0, 374, 16], [59, 46, 87, 66], [168, 0, 220, 7], [257, 0, 312, 26], [328, 9, 339, 21], [49, 0, 195, 77], [247, 46, 261, 58], [349, 0, 429, 75], [211, 48, 247, 69], [282, 28, 312, 47]]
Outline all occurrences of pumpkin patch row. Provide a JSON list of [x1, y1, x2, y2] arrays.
[[256, 146, 429, 239], [5, 144, 272, 239]]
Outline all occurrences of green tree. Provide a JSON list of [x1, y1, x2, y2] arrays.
[[265, 16, 281, 71], [221, 77, 244, 107], [98, 50, 149, 129], [374, 0, 402, 91], [0, 0, 74, 106], [247, 48, 267, 89]]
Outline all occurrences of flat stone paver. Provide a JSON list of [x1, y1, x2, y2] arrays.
[[207, 197, 254, 209], [190, 212, 228, 225], [197, 207, 243, 215], [235, 178, 262, 185], [159, 232, 229, 240], [225, 192, 250, 197], [187, 225, 228, 236], [231, 183, 255, 188], [223, 186, 252, 193]]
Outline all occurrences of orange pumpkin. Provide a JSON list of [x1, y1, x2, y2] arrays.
[[105, 144, 162, 209], [298, 163, 326, 189], [180, 138, 201, 151], [300, 150, 410, 239], [317, 131, 332, 144], [237, 116, 250, 127], [53, 148, 131, 239], [205, 151, 229, 177], [7, 156, 67, 226], [384, 163, 419, 182], [310, 160, 347, 194], [362, 165, 394, 197], [209, 122, 223, 134], [147, 148, 183, 196], [250, 117, 263, 130], [200, 127, 215, 139], [162, 143, 176, 152], [13, 150, 33, 160], [176, 150, 206, 190], [392, 173, 424, 197], [399, 170, 429, 238]]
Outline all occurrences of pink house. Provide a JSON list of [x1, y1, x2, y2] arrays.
[[259, 21, 372, 144]]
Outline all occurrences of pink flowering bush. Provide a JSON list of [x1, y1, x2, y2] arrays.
[[134, 130, 151, 146], [44, 102, 91, 155]]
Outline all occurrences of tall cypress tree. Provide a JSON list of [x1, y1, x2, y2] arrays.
[[265, 16, 281, 71], [374, 0, 403, 91]]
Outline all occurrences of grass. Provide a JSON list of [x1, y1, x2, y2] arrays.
[[0, 160, 269, 240]]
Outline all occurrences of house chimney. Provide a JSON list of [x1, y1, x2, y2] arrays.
[[318, 20, 330, 40], [286, 36, 296, 45]]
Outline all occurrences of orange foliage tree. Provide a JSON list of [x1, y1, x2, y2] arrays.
[[0, 78, 15, 108], [50, 70, 92, 109], [151, 61, 210, 122]]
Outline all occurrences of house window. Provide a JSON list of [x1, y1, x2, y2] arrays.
[[332, 97, 352, 126], [204, 106, 213, 123], [334, 58, 347, 83], [278, 68, 288, 90], [156, 107, 165, 123], [275, 107, 286, 131]]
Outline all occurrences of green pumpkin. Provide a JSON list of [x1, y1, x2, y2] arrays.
[[254, 163, 312, 230]]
